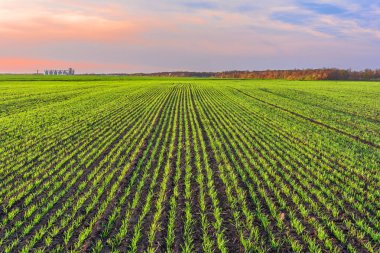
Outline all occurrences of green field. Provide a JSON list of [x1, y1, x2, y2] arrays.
[[0, 76, 379, 252]]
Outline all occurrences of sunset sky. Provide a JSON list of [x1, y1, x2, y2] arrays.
[[1, 0, 379, 73]]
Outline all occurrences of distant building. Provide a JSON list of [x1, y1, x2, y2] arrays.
[[44, 68, 75, 75]]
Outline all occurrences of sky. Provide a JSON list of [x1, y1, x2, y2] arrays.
[[0, 0, 379, 73]]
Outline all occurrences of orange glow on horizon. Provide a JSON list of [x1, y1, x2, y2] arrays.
[[0, 57, 136, 73]]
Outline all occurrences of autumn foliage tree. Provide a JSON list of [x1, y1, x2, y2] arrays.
[[128, 69, 380, 80]]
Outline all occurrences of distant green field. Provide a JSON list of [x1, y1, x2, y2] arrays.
[[0, 76, 379, 252]]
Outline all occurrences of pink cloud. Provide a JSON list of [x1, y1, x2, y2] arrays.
[[0, 16, 146, 44]]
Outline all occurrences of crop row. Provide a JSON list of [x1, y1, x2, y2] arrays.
[[0, 80, 378, 252]]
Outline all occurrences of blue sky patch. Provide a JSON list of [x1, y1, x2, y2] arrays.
[[300, 2, 347, 15], [271, 12, 311, 25]]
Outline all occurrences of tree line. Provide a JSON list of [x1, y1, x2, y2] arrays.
[[128, 69, 380, 80]]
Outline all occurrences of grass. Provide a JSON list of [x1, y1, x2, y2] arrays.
[[0, 75, 379, 252]]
